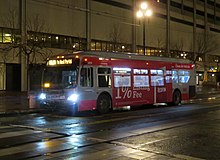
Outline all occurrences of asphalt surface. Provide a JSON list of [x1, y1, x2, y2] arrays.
[[0, 85, 220, 116]]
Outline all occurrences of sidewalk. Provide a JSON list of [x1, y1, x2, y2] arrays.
[[0, 91, 40, 116], [195, 85, 220, 98], [1, 86, 220, 116]]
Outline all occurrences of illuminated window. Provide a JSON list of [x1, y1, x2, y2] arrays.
[[102, 42, 107, 51], [0, 28, 2, 43], [172, 71, 178, 83], [134, 69, 149, 87], [151, 76, 164, 86], [166, 70, 172, 83], [96, 41, 101, 51], [179, 70, 190, 83], [91, 41, 95, 50], [150, 69, 164, 86], [3, 29, 13, 43], [150, 69, 163, 75], [113, 68, 131, 87]]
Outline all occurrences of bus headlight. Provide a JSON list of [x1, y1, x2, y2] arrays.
[[67, 94, 78, 102], [39, 93, 46, 100]]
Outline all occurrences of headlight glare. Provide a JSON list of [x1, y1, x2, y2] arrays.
[[67, 94, 78, 102], [39, 93, 46, 100]]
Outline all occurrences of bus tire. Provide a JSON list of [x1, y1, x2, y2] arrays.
[[172, 90, 181, 106], [97, 94, 111, 114]]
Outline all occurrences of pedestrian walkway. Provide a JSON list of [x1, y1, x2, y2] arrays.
[[1, 85, 220, 116], [0, 91, 39, 115], [195, 85, 220, 98]]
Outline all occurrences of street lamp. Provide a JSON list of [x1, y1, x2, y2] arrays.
[[136, 1, 152, 55]]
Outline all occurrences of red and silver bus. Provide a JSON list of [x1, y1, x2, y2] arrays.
[[38, 51, 196, 115]]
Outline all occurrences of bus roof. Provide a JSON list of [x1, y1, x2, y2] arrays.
[[53, 51, 192, 64]]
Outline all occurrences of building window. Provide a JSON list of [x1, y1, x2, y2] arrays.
[[96, 41, 101, 51], [91, 41, 95, 50], [0, 28, 2, 43], [3, 28, 13, 43]]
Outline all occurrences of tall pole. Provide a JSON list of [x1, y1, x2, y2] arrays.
[[204, 0, 208, 82], [166, 0, 170, 57], [143, 19, 146, 55], [86, 0, 91, 51], [214, 0, 216, 24], [20, 0, 27, 92], [132, 0, 136, 53], [193, 0, 197, 62]]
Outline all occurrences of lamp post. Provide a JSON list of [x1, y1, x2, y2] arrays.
[[136, 1, 152, 55]]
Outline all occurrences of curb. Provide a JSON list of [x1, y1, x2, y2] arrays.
[[0, 108, 43, 116]]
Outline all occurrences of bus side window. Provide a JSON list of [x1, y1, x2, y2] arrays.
[[98, 67, 111, 88], [80, 68, 93, 87], [172, 70, 178, 84]]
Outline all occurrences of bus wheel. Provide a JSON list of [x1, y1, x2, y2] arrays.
[[172, 90, 181, 106], [97, 94, 111, 114]]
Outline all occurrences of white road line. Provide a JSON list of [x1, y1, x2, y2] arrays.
[[0, 130, 42, 139]]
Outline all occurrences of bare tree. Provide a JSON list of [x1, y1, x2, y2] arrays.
[[155, 36, 165, 49], [171, 38, 184, 52], [108, 23, 123, 51], [192, 32, 219, 82], [0, 10, 52, 91], [194, 33, 219, 63]]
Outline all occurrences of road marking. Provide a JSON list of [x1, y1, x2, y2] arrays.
[[0, 130, 42, 139]]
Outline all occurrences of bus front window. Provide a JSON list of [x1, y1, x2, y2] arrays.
[[43, 67, 78, 89]]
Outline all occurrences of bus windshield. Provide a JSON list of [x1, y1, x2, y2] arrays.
[[43, 66, 78, 89]]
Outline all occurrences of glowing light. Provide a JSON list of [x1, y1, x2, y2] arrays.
[[39, 93, 46, 100], [44, 83, 50, 88], [48, 60, 56, 66], [145, 9, 152, 17], [48, 59, 73, 66], [140, 2, 148, 10], [4, 33, 11, 36], [113, 68, 131, 71], [136, 10, 143, 18], [67, 94, 78, 102]]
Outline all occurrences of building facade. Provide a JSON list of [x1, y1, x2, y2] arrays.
[[0, 0, 220, 91]]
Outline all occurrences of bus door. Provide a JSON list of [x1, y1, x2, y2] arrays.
[[79, 67, 96, 110], [96, 67, 112, 95], [150, 69, 167, 103], [165, 70, 173, 102]]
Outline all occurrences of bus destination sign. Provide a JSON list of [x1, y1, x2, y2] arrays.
[[47, 59, 73, 66]]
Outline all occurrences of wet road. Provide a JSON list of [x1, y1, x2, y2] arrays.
[[0, 99, 220, 159]]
